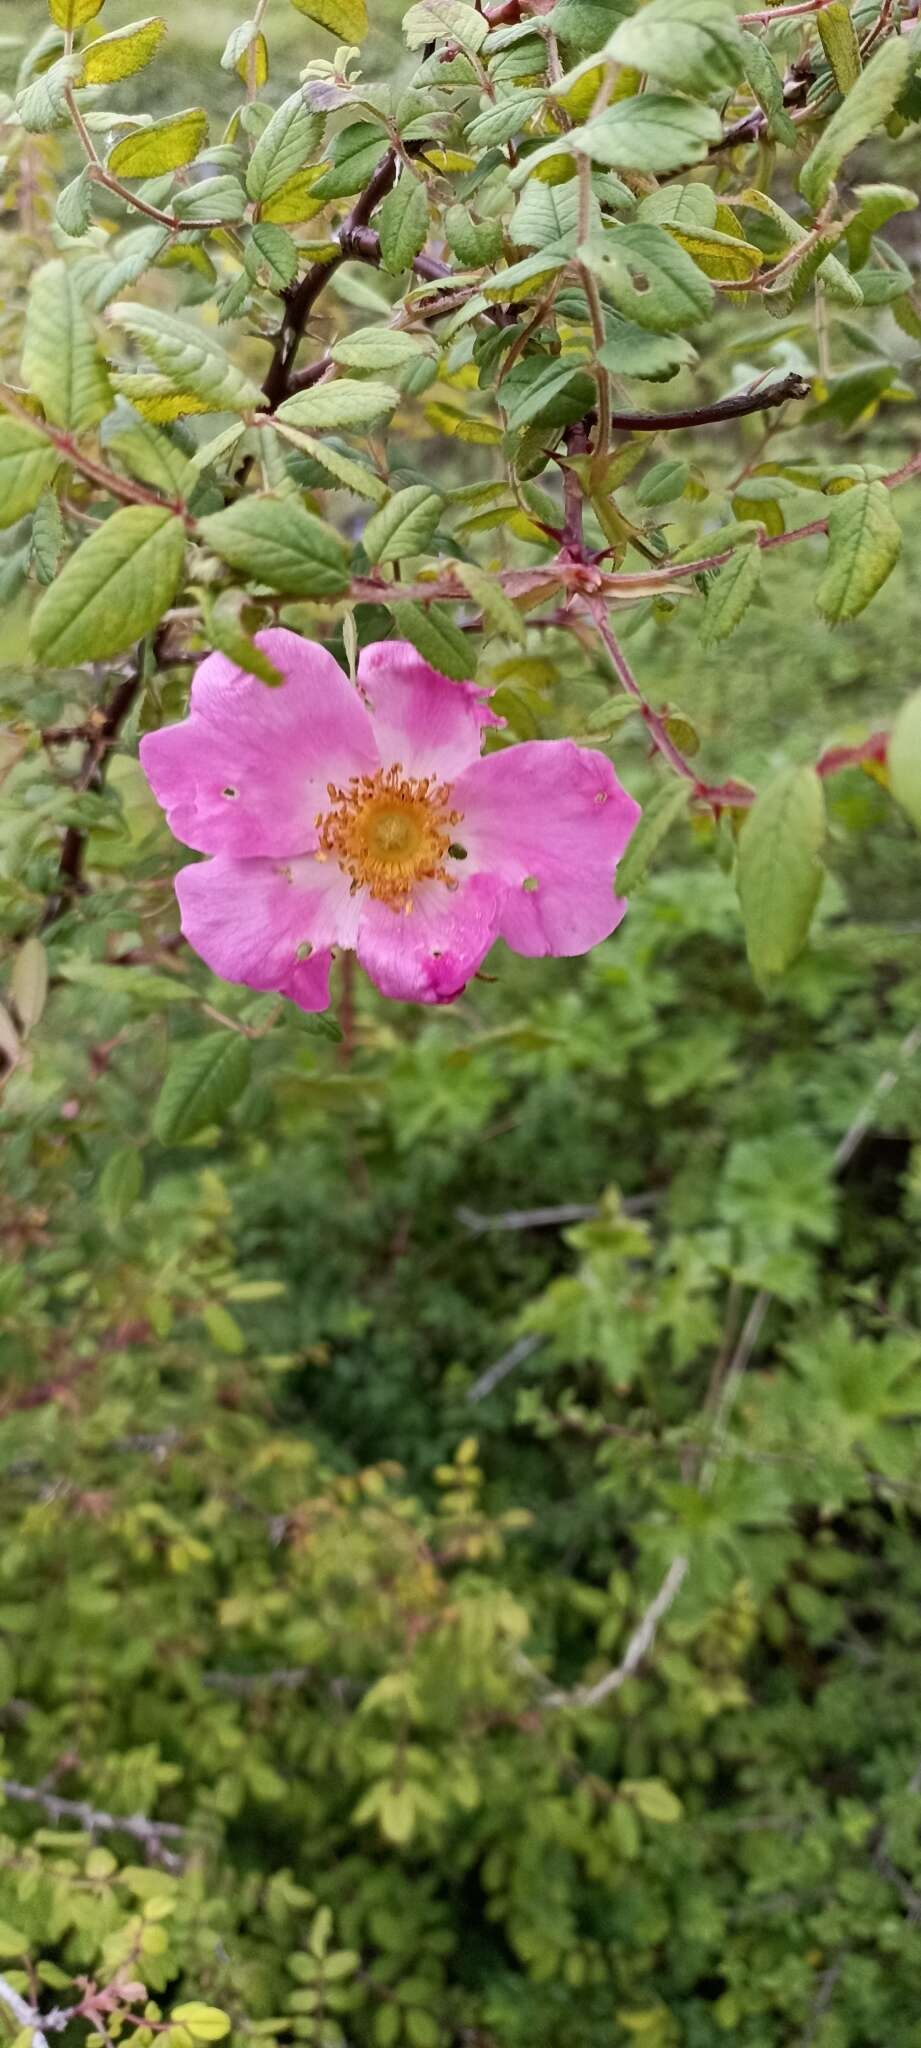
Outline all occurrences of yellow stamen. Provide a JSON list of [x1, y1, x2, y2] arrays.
[[316, 762, 463, 908]]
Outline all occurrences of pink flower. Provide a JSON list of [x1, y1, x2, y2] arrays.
[[139, 630, 640, 1011]]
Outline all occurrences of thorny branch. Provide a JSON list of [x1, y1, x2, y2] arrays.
[[0, 1777, 186, 1870]]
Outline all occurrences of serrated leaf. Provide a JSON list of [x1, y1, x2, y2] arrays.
[[424, 400, 502, 443], [173, 176, 248, 224], [22, 260, 113, 432], [665, 223, 763, 283], [109, 302, 265, 412], [246, 89, 324, 202], [816, 481, 901, 623], [403, 0, 488, 52], [737, 766, 826, 982], [310, 121, 385, 201], [888, 689, 921, 833], [30, 505, 185, 665], [79, 17, 166, 86], [607, 0, 745, 96], [800, 35, 912, 212], [275, 380, 398, 431], [112, 373, 219, 421], [170, 2005, 230, 2041], [287, 0, 368, 37], [56, 167, 93, 238], [391, 601, 472, 682], [10, 937, 48, 1035], [201, 589, 284, 686], [259, 166, 328, 223], [330, 327, 434, 372], [108, 109, 209, 178], [378, 175, 429, 275], [362, 486, 443, 564], [740, 31, 797, 143], [817, 1, 861, 94], [99, 1146, 143, 1228], [539, 93, 721, 178], [248, 223, 299, 287], [154, 1036, 252, 1144], [16, 53, 83, 130], [700, 542, 761, 645], [466, 88, 545, 149], [30, 487, 65, 585], [106, 417, 196, 497], [456, 561, 526, 644], [199, 495, 349, 597], [615, 779, 690, 892], [638, 184, 717, 230], [0, 418, 59, 528], [500, 355, 590, 430], [598, 317, 696, 381], [269, 420, 388, 503], [580, 225, 713, 331], [445, 204, 503, 265]]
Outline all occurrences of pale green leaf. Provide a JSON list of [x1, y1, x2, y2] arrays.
[[99, 1147, 143, 1229], [22, 260, 113, 432], [817, 1, 861, 94], [248, 223, 299, 287], [154, 1038, 252, 1145], [737, 766, 826, 982], [362, 486, 443, 564], [816, 481, 901, 622], [56, 167, 93, 237], [579, 225, 713, 331], [16, 53, 82, 129], [30, 505, 185, 665], [530, 94, 721, 179], [888, 689, 921, 834], [106, 417, 196, 498], [108, 108, 209, 178], [246, 89, 324, 202], [455, 561, 526, 644], [597, 317, 697, 381], [330, 327, 435, 372], [30, 486, 65, 585], [615, 779, 690, 893], [172, 176, 248, 224], [287, 0, 368, 38], [275, 380, 399, 431], [378, 176, 430, 274], [200, 588, 285, 686], [0, 417, 59, 528], [269, 419, 388, 503], [403, 0, 488, 53], [198, 494, 349, 596], [391, 601, 473, 681], [109, 302, 265, 412], [607, 0, 745, 96], [800, 34, 912, 212], [700, 542, 761, 645], [10, 937, 48, 1035]]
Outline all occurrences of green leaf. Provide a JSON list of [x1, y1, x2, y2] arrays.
[[549, 0, 628, 52], [740, 31, 797, 144], [154, 1036, 252, 1144], [22, 261, 113, 433], [635, 457, 689, 507], [109, 302, 265, 412], [10, 937, 49, 1035], [846, 181, 917, 270], [362, 486, 443, 565], [403, 0, 488, 52], [455, 561, 527, 644], [625, 1778, 683, 1824], [108, 108, 209, 178], [106, 417, 196, 498], [377, 176, 430, 275], [556, 93, 722, 176], [616, 779, 690, 893], [509, 177, 589, 251], [30, 505, 185, 665], [49, 0, 103, 22], [201, 1302, 246, 1355], [466, 89, 545, 150], [275, 380, 399, 431], [0, 417, 59, 528], [817, 2, 862, 95], [170, 2007, 231, 2042], [269, 420, 388, 503], [16, 53, 83, 131], [607, 0, 745, 97], [79, 17, 167, 85], [700, 542, 762, 645], [248, 223, 299, 288], [638, 184, 717, 230], [246, 89, 325, 203], [888, 689, 921, 834], [201, 589, 285, 686], [816, 481, 901, 623], [598, 316, 697, 381], [800, 34, 913, 212], [199, 495, 349, 597], [737, 766, 826, 982], [309, 122, 386, 202], [500, 355, 591, 430], [172, 176, 248, 224], [391, 602, 473, 682], [99, 1146, 144, 1229], [445, 204, 504, 265], [287, 0, 369, 37], [580, 225, 713, 332], [0, 1924, 30, 1960], [56, 167, 93, 238], [330, 327, 435, 373], [30, 487, 65, 585]]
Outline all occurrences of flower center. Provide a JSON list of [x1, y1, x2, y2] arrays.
[[316, 763, 463, 908]]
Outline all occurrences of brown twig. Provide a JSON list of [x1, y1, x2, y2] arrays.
[[1, 1778, 186, 1869], [41, 666, 145, 930], [606, 372, 810, 434]]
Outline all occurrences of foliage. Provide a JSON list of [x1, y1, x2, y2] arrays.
[[2, 0, 921, 2044]]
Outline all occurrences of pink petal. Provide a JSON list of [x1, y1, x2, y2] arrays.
[[452, 741, 641, 958], [356, 638, 500, 782], [140, 629, 378, 858], [356, 872, 501, 1004], [175, 852, 360, 1012]]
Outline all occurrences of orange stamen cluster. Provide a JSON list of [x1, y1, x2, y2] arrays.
[[316, 762, 463, 910]]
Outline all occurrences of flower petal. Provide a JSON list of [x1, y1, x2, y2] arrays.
[[140, 628, 378, 858], [452, 740, 641, 958], [356, 638, 499, 781], [175, 852, 360, 1012], [356, 872, 501, 1004]]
